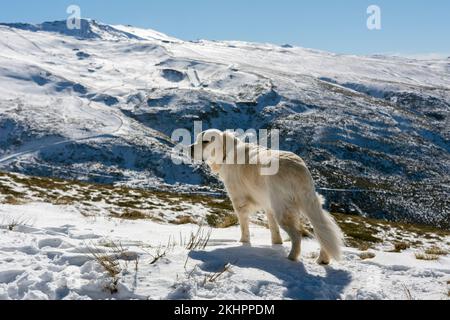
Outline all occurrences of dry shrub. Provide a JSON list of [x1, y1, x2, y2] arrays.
[[206, 213, 238, 228], [390, 241, 410, 253], [424, 246, 448, 256], [359, 251, 376, 260], [173, 215, 196, 225], [415, 252, 439, 261]]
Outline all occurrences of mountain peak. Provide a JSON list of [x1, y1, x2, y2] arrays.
[[0, 19, 175, 42]]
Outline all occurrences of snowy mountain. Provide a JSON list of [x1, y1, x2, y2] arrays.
[[0, 19, 448, 227]]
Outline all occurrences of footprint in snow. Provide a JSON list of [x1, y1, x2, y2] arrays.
[[37, 238, 63, 249], [0, 270, 25, 284]]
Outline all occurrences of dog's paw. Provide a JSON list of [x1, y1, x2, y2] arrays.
[[272, 239, 283, 245], [316, 257, 330, 265], [288, 253, 300, 261], [317, 250, 331, 265]]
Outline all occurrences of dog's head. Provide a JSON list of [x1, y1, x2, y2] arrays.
[[189, 129, 238, 170], [188, 129, 280, 176]]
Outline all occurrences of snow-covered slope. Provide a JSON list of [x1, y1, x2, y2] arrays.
[[0, 19, 448, 227], [0, 172, 449, 300], [1, 202, 449, 300]]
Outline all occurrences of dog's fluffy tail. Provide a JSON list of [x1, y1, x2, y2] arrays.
[[302, 193, 344, 261]]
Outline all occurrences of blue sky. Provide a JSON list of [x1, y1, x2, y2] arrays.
[[1, 0, 449, 56]]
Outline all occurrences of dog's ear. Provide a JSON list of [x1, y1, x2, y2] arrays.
[[201, 130, 223, 163], [203, 131, 224, 173], [222, 132, 228, 163], [222, 131, 238, 163]]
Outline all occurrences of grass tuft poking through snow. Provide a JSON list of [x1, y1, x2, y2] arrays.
[[87, 245, 123, 294], [204, 262, 234, 284], [402, 284, 414, 300], [147, 236, 177, 265], [0, 215, 31, 231], [185, 226, 212, 251]]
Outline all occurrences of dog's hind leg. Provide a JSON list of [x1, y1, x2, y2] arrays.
[[266, 210, 283, 245], [317, 249, 331, 265], [276, 211, 302, 261]]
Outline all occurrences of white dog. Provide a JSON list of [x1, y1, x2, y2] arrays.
[[189, 129, 343, 264]]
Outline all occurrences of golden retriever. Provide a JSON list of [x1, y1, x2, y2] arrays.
[[189, 129, 343, 264]]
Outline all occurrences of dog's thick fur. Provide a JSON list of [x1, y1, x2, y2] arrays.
[[190, 129, 343, 264]]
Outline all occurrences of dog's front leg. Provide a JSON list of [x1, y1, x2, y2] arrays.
[[266, 210, 283, 245], [233, 203, 251, 243], [238, 212, 250, 243]]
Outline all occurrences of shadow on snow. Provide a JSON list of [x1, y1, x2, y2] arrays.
[[188, 244, 352, 300]]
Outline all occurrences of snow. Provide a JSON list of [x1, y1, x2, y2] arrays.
[[0, 202, 448, 300]]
